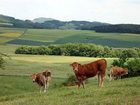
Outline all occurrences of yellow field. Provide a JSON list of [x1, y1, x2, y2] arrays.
[[0, 32, 21, 38]]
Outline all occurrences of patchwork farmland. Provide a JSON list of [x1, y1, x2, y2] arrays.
[[0, 27, 140, 47]]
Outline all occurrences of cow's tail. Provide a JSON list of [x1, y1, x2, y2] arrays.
[[109, 68, 113, 81], [103, 58, 107, 71]]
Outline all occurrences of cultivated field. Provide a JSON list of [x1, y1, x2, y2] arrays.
[[0, 27, 140, 47]]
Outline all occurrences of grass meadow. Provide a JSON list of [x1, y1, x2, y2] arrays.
[[0, 27, 140, 104], [0, 52, 139, 105]]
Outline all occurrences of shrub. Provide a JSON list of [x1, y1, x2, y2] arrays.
[[62, 75, 77, 86], [126, 59, 140, 77], [48, 45, 62, 55], [112, 57, 140, 78], [15, 43, 140, 58], [0, 56, 5, 69]]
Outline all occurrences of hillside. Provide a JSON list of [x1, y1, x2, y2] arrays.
[[0, 14, 140, 34], [94, 24, 140, 34], [32, 17, 55, 23], [0, 54, 139, 105], [0, 14, 108, 29]]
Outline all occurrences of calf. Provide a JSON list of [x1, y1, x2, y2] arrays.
[[70, 59, 107, 88], [110, 66, 128, 81], [31, 70, 51, 92]]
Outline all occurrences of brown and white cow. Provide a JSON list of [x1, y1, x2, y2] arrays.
[[110, 66, 128, 81], [31, 70, 51, 92], [70, 59, 107, 88]]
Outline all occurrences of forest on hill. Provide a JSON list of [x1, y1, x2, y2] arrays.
[[0, 14, 140, 34]]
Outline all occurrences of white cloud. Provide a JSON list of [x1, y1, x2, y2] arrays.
[[0, 0, 139, 24]]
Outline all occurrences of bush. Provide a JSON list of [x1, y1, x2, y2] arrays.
[[126, 59, 140, 77], [62, 75, 77, 86], [112, 57, 140, 78], [15, 43, 140, 58], [48, 45, 62, 55], [0, 56, 5, 69]]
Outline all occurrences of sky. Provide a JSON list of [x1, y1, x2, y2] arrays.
[[0, 0, 140, 24]]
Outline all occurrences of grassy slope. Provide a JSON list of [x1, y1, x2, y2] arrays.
[[0, 46, 139, 105], [0, 27, 139, 47], [0, 75, 139, 105]]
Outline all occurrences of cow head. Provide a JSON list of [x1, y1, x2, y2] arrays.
[[42, 70, 52, 82], [70, 62, 80, 72], [124, 68, 128, 75], [43, 70, 51, 77], [31, 73, 37, 82]]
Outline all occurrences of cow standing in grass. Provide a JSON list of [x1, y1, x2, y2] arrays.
[[110, 66, 128, 81], [31, 70, 51, 93], [70, 59, 107, 88]]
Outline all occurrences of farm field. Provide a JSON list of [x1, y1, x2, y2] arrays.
[[0, 27, 25, 44], [0, 27, 140, 47], [0, 54, 140, 105]]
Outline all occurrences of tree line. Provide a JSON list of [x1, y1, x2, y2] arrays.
[[93, 24, 140, 34], [1, 15, 140, 34], [15, 43, 140, 58]]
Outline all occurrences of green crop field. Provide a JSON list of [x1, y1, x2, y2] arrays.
[[0, 27, 140, 47], [0, 54, 139, 105], [0, 27, 25, 44]]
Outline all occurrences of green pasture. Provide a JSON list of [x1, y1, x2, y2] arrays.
[[1, 54, 113, 77], [0, 45, 19, 54], [0, 46, 139, 104], [0, 27, 140, 104], [0, 27, 140, 47]]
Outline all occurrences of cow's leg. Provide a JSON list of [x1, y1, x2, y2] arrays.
[[110, 73, 112, 81], [77, 79, 84, 89], [44, 81, 48, 92], [81, 81, 85, 89], [44, 85, 47, 92], [118, 76, 121, 80], [43, 76, 48, 93], [46, 82, 49, 90], [40, 86, 43, 93], [100, 74, 105, 87], [77, 81, 81, 89], [98, 74, 101, 87]]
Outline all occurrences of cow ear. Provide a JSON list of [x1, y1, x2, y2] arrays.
[[47, 72, 51, 77], [31, 73, 35, 76]]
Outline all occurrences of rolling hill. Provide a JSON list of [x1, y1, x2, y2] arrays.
[[0, 14, 140, 34], [0, 14, 108, 29], [32, 17, 55, 23]]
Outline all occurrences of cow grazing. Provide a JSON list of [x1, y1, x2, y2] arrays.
[[70, 59, 107, 88], [110, 66, 128, 81], [31, 70, 51, 92]]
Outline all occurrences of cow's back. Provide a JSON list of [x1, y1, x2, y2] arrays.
[[78, 59, 107, 77], [36, 73, 46, 86], [111, 66, 126, 76]]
